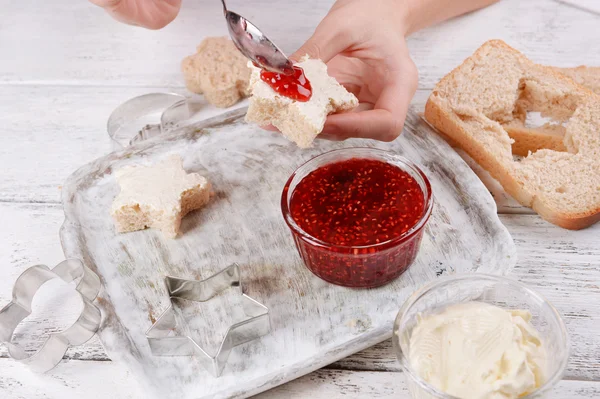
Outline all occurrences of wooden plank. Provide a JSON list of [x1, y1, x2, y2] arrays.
[[409, 0, 600, 89], [556, 0, 600, 16], [1, 359, 598, 399], [0, 358, 141, 399], [2, 0, 600, 89], [258, 369, 600, 398], [0, 0, 332, 87]]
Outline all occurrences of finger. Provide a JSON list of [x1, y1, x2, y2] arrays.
[[325, 56, 367, 97], [317, 102, 374, 141], [315, 133, 341, 142], [90, 0, 181, 29], [323, 58, 418, 141], [260, 124, 279, 132], [89, 0, 121, 6], [290, 18, 350, 63], [321, 109, 402, 142]]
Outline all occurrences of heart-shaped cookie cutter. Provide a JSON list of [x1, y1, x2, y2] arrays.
[[0, 259, 101, 372]]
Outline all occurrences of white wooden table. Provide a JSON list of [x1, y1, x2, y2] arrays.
[[1, 0, 599, 397]]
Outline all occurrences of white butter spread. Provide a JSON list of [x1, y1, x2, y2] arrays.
[[408, 302, 546, 399], [111, 155, 210, 238]]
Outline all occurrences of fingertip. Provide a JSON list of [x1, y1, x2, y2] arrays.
[[260, 124, 279, 132], [99, 0, 182, 30], [316, 131, 343, 142], [320, 116, 351, 141], [321, 110, 406, 142], [290, 22, 349, 63]]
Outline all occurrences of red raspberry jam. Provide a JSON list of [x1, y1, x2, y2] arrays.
[[282, 154, 432, 288], [260, 66, 312, 102]]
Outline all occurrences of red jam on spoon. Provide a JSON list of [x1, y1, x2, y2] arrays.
[[260, 66, 312, 102]]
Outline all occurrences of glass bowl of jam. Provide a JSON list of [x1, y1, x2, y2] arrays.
[[281, 148, 434, 288]]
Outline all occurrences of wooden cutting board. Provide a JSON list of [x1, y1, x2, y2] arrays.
[[59, 108, 516, 399], [555, 0, 600, 16]]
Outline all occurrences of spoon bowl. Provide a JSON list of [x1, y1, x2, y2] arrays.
[[221, 0, 294, 75]]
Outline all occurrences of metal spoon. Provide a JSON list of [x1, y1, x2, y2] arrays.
[[221, 0, 294, 75]]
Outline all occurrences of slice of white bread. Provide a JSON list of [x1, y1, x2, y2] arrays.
[[111, 155, 211, 238], [424, 40, 600, 230], [245, 56, 358, 148], [181, 37, 250, 108]]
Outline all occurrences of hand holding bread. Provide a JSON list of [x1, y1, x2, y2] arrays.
[[287, 0, 418, 143], [255, 0, 499, 143]]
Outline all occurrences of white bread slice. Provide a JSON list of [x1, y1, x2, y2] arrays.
[[245, 56, 358, 148], [111, 155, 211, 238], [425, 40, 600, 230], [181, 37, 250, 108]]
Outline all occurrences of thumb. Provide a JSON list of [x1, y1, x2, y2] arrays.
[[290, 19, 349, 62]]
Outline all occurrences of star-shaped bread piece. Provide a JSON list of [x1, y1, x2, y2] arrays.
[[245, 55, 358, 148], [181, 37, 251, 108], [111, 155, 211, 238]]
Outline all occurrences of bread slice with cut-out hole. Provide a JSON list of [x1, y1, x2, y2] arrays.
[[503, 66, 600, 156], [424, 40, 600, 230]]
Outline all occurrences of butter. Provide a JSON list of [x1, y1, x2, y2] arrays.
[[408, 301, 546, 399], [111, 155, 211, 238]]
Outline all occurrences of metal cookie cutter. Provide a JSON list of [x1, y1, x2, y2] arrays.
[[0, 259, 101, 372], [108, 93, 207, 150], [146, 264, 270, 377]]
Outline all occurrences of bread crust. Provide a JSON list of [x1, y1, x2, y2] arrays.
[[425, 40, 600, 230]]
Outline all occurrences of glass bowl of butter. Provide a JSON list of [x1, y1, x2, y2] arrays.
[[393, 274, 569, 399]]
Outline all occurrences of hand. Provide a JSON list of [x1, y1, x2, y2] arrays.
[[292, 0, 418, 142], [89, 0, 181, 30]]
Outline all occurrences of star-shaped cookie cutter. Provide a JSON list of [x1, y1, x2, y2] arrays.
[[0, 259, 101, 372], [145, 263, 270, 377]]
